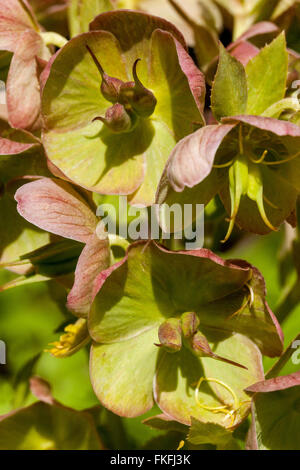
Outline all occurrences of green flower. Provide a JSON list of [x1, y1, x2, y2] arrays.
[[89, 241, 283, 426], [157, 34, 300, 240], [41, 10, 205, 206]]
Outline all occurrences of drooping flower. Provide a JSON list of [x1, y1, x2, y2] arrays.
[[157, 33, 300, 240], [41, 10, 205, 206], [89, 241, 283, 426]]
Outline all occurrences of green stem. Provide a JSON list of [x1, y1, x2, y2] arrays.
[[40, 32, 68, 48]]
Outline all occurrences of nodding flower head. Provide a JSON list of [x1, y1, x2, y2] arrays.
[[86, 45, 157, 132]]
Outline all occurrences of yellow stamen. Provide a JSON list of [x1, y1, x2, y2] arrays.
[[213, 159, 234, 169], [239, 124, 244, 154], [228, 282, 254, 319], [177, 440, 185, 450], [249, 149, 268, 164], [256, 187, 278, 232], [247, 282, 255, 308], [195, 377, 239, 412], [46, 318, 90, 358], [262, 150, 300, 166], [263, 195, 279, 209]]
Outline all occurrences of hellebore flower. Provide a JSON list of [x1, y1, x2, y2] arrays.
[[89, 241, 283, 427], [246, 335, 300, 450], [157, 33, 300, 240], [41, 10, 205, 206], [15, 177, 110, 316], [0, 0, 56, 130]]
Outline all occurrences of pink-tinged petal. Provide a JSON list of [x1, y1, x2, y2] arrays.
[[39, 49, 59, 93], [222, 115, 300, 137], [89, 9, 186, 50], [67, 233, 110, 317], [15, 177, 98, 243], [246, 372, 300, 393], [6, 30, 44, 130], [230, 41, 260, 67], [0, 136, 38, 155], [230, 22, 279, 45], [245, 403, 259, 450], [174, 39, 205, 115], [92, 256, 126, 298], [166, 124, 236, 192], [0, 0, 39, 52], [29, 376, 56, 405]]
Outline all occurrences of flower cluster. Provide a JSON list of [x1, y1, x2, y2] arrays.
[[0, 0, 299, 451]]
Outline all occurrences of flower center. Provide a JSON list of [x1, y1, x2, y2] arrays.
[[86, 46, 157, 134], [213, 124, 300, 242]]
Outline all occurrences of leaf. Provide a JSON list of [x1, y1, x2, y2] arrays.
[[188, 417, 239, 449], [246, 32, 288, 115], [90, 328, 159, 418], [248, 381, 300, 450], [0, 402, 103, 450], [143, 413, 187, 433], [211, 44, 248, 121]]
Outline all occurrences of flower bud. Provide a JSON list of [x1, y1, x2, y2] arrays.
[[157, 318, 182, 353], [93, 103, 135, 134], [86, 45, 123, 103], [181, 312, 200, 338], [120, 59, 157, 118], [190, 331, 211, 357]]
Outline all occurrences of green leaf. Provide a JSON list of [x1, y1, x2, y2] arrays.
[[211, 44, 248, 121], [188, 417, 240, 449], [251, 385, 300, 450], [246, 33, 288, 115], [0, 402, 103, 450]]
